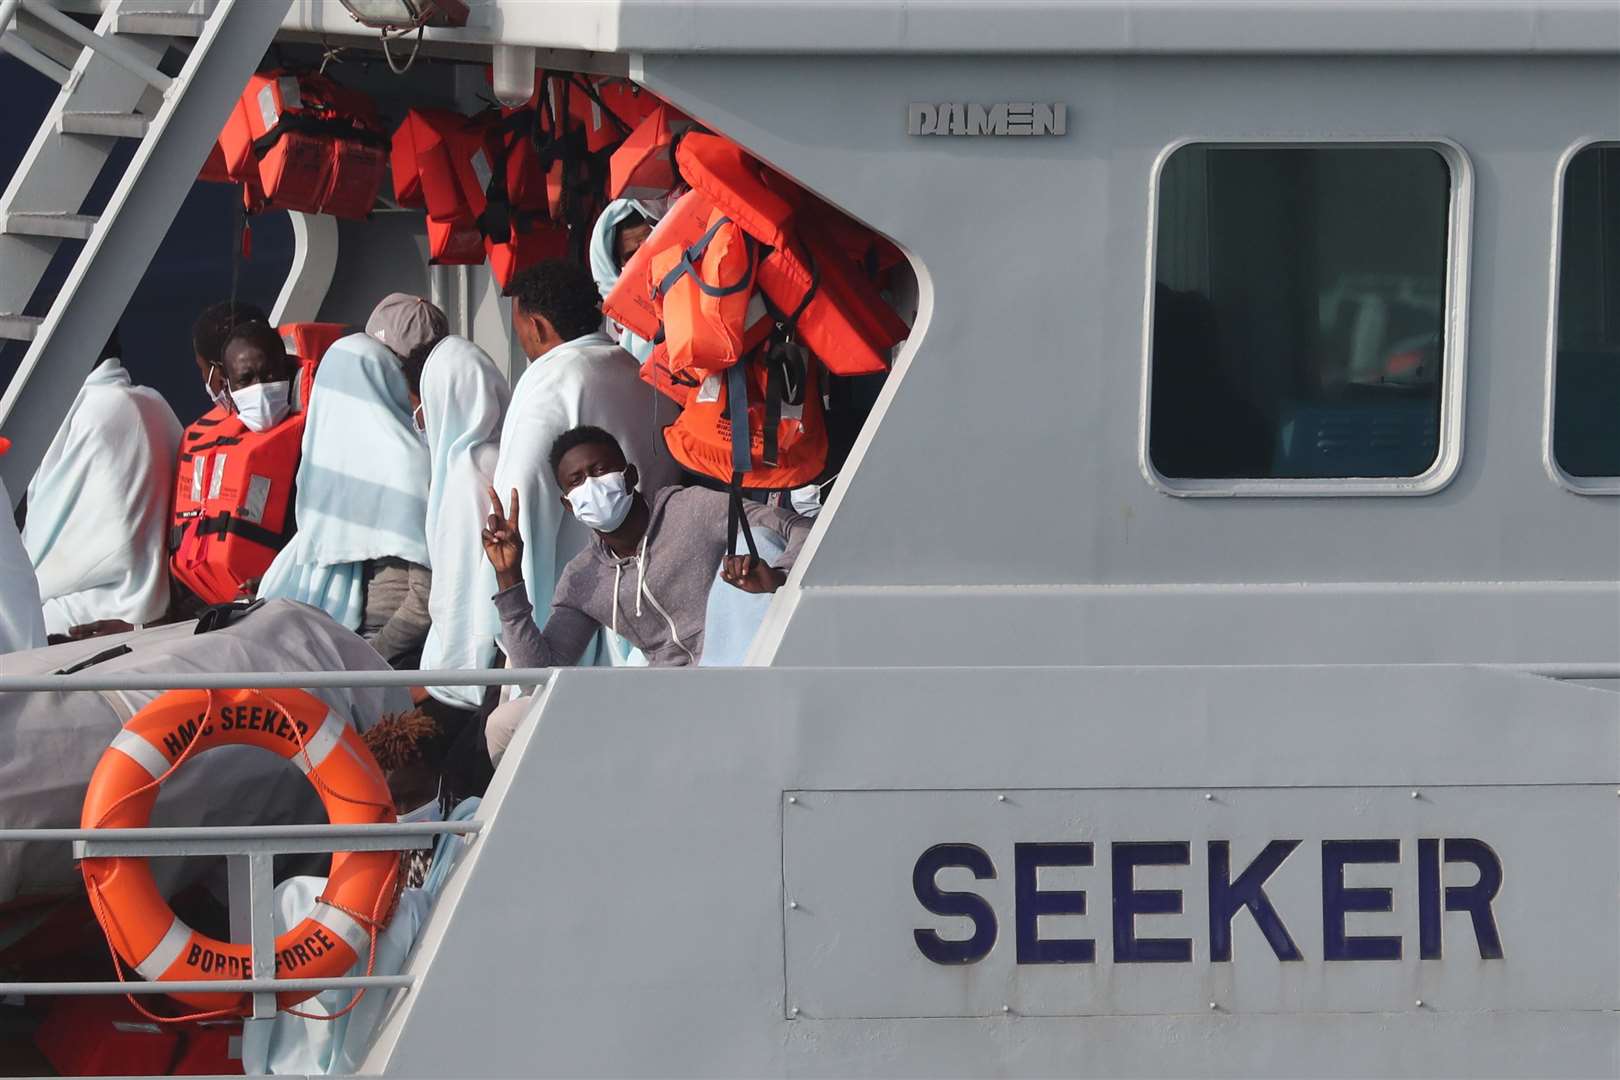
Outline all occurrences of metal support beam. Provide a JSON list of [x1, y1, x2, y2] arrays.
[[229, 852, 278, 1021], [0, 9, 71, 85], [0, 666, 553, 692], [20, 0, 172, 91]]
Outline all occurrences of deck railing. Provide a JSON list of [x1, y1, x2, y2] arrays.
[[0, 667, 551, 1036]]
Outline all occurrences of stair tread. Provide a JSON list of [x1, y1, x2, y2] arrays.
[[58, 111, 151, 138], [2, 212, 99, 240]]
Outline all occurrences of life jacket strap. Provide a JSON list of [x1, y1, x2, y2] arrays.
[[250, 110, 388, 161], [725, 473, 761, 563], [194, 511, 292, 550], [655, 216, 759, 301]]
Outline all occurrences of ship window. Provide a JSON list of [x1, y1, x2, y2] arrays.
[[1552, 144, 1620, 484], [1148, 144, 1454, 490]]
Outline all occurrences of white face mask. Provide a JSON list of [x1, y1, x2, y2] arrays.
[[206, 369, 233, 412], [566, 470, 634, 532], [412, 404, 428, 446], [398, 798, 443, 825], [230, 380, 291, 433], [789, 482, 823, 518]]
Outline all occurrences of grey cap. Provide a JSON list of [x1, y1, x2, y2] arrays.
[[365, 293, 448, 357]]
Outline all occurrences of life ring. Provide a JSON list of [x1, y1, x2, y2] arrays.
[[80, 688, 399, 1012]]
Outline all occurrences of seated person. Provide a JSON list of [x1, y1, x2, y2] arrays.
[[257, 312, 434, 668], [481, 425, 809, 763], [21, 328, 181, 639], [190, 299, 268, 417]]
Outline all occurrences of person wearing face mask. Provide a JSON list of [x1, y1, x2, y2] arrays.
[[588, 198, 662, 362], [257, 328, 433, 668], [21, 328, 182, 638], [169, 321, 310, 608], [479, 425, 809, 765], [492, 260, 677, 669], [190, 299, 268, 417]]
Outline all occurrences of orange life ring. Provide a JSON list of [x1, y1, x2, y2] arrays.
[[80, 688, 399, 1012]]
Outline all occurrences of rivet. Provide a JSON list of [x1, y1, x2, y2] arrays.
[[788, 795, 798, 804], [1204, 793, 1214, 801], [1410, 790, 1420, 799], [997, 794, 1007, 802], [1208, 1001, 1218, 1010], [1001, 1004, 1010, 1014], [790, 1006, 800, 1017], [789, 900, 799, 910], [1415, 999, 1424, 1008]]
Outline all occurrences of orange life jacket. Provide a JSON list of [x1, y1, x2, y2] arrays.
[[662, 338, 828, 493], [609, 103, 695, 202], [218, 72, 388, 220], [570, 76, 662, 153], [169, 323, 333, 604], [392, 108, 496, 264], [649, 204, 771, 379]]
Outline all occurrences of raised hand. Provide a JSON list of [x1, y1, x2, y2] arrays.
[[481, 486, 524, 591]]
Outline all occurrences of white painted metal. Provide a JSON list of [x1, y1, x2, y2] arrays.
[[269, 210, 340, 325], [0, 210, 97, 239], [0, 0, 293, 500], [20, 0, 170, 90], [56, 109, 150, 136]]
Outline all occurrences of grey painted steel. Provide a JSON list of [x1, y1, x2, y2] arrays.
[[0, 0, 292, 500], [367, 666, 1619, 1076], [0, 666, 552, 691], [1, 821, 482, 843], [0, 975, 412, 995], [228, 852, 277, 1020], [624, 52, 1620, 672], [0, 314, 41, 341], [263, 0, 1620, 56], [0, 11, 71, 84]]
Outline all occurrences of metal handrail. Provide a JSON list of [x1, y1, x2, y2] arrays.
[[0, 667, 554, 692], [2, 975, 413, 996]]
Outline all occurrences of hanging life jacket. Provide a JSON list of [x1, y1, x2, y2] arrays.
[[392, 108, 494, 265], [609, 103, 696, 202], [218, 72, 388, 220], [648, 205, 773, 379]]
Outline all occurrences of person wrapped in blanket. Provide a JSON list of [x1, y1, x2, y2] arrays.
[[241, 710, 477, 1076], [480, 425, 810, 764]]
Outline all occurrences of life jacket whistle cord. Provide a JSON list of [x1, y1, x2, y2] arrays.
[[80, 688, 399, 1015]]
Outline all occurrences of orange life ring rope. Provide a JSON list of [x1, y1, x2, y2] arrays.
[[79, 688, 400, 1015]]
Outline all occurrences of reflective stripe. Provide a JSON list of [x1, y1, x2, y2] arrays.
[[110, 729, 170, 781], [292, 711, 345, 775], [134, 915, 192, 980], [311, 902, 370, 958]]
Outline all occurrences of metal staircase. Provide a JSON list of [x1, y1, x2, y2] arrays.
[[0, 0, 292, 500]]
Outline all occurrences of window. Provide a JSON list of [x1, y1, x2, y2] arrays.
[[1148, 145, 1456, 491], [1552, 144, 1620, 485]]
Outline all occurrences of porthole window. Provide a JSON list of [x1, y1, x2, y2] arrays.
[[1552, 144, 1620, 487], [1147, 144, 1461, 494]]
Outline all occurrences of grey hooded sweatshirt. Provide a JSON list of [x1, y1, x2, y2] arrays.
[[493, 484, 809, 667]]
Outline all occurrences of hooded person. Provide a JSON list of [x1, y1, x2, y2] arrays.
[[493, 259, 677, 668], [401, 336, 510, 709], [0, 468, 46, 656], [589, 198, 660, 362], [256, 330, 432, 666], [21, 330, 182, 636]]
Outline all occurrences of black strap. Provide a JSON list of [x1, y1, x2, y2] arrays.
[[55, 644, 133, 675], [655, 216, 758, 301], [763, 348, 783, 467], [758, 242, 821, 341], [195, 599, 266, 635], [251, 110, 387, 161], [725, 362, 752, 478], [185, 434, 244, 453], [195, 511, 290, 550], [725, 476, 759, 562], [568, 74, 635, 140]]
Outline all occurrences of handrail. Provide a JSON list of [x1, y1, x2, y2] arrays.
[[0, 975, 413, 996], [0, 666, 554, 691]]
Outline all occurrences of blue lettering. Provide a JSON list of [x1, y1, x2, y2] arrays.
[[912, 843, 997, 965], [1112, 842, 1192, 963], [1322, 839, 1401, 961], [1209, 839, 1303, 962], [1015, 842, 1094, 963]]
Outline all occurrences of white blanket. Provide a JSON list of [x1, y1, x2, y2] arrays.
[[416, 338, 509, 709], [241, 798, 480, 1076], [0, 476, 45, 655], [21, 358, 181, 635], [490, 332, 677, 664], [590, 198, 658, 363], [258, 334, 430, 630]]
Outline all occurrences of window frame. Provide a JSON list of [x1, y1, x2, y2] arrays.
[[1138, 136, 1474, 498], [1543, 136, 1620, 496]]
